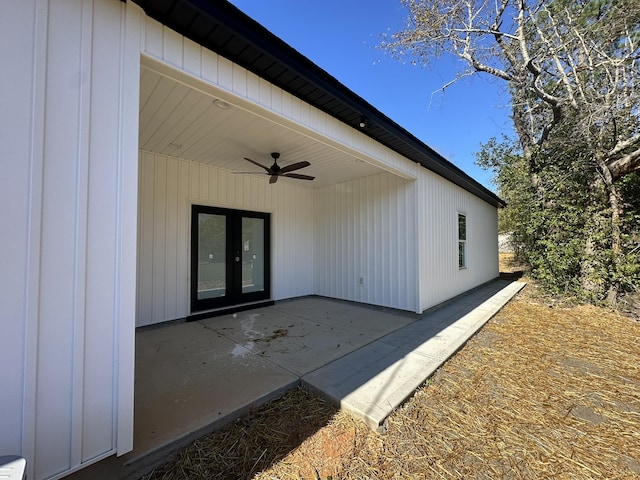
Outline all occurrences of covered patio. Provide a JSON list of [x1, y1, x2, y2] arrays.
[[136, 54, 422, 330], [68, 279, 524, 480]]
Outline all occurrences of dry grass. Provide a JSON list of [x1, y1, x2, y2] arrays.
[[370, 297, 640, 479], [142, 388, 337, 479], [144, 269, 640, 479]]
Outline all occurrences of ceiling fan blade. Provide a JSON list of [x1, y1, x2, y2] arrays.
[[282, 173, 315, 181], [244, 157, 272, 173], [278, 161, 310, 174], [232, 171, 266, 175], [269, 174, 278, 184]]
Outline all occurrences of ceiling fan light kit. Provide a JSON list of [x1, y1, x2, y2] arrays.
[[241, 152, 315, 184]]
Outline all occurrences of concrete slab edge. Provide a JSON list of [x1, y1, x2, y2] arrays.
[[365, 281, 527, 429], [380, 282, 526, 427], [120, 378, 301, 480], [305, 281, 526, 432]]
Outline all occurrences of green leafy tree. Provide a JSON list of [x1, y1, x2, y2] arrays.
[[476, 130, 640, 302]]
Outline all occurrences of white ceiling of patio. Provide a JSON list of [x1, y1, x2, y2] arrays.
[[139, 65, 390, 188]]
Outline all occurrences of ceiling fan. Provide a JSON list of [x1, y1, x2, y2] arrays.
[[240, 152, 315, 184]]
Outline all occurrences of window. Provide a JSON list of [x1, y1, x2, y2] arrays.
[[458, 213, 467, 269]]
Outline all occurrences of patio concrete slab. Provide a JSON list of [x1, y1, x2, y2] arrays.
[[271, 297, 414, 336], [201, 301, 413, 376], [66, 280, 524, 480], [133, 321, 298, 460], [303, 280, 526, 430]]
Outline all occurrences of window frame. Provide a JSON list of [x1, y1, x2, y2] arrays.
[[458, 213, 467, 269], [190, 204, 271, 312]]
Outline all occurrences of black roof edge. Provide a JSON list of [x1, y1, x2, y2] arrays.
[[131, 0, 505, 208]]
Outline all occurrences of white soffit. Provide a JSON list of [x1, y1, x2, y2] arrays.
[[139, 57, 416, 188]]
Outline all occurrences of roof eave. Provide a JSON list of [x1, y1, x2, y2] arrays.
[[131, 0, 506, 208]]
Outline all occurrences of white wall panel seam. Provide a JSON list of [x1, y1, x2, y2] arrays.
[[152, 155, 167, 322], [165, 158, 179, 319], [143, 17, 162, 58], [177, 159, 190, 316], [0, 0, 30, 457], [137, 154, 153, 323], [162, 25, 183, 68], [182, 36, 201, 77], [116, 0, 142, 455], [416, 177, 423, 311], [70, 0, 94, 465], [83, 0, 123, 458], [35, 1, 85, 475], [22, 1, 48, 475]]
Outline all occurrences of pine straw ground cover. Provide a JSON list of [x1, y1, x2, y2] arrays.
[[144, 275, 639, 479]]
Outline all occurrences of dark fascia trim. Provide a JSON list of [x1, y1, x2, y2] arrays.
[[131, 0, 505, 208]]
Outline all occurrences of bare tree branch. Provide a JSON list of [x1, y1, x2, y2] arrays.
[[609, 132, 640, 158], [387, 0, 640, 182], [608, 146, 640, 181]]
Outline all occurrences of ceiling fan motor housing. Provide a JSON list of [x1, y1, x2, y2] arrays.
[[270, 152, 281, 172]]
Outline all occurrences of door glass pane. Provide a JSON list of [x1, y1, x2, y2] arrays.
[[241, 217, 265, 294], [197, 213, 226, 300]]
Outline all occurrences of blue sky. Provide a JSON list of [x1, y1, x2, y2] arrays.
[[228, 0, 514, 190]]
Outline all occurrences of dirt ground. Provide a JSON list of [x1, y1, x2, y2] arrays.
[[145, 255, 639, 479]]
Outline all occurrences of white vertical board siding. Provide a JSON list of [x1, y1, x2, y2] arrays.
[[0, 1, 141, 479], [313, 173, 418, 312], [137, 152, 315, 326], [417, 171, 499, 312], [0, 0, 39, 459]]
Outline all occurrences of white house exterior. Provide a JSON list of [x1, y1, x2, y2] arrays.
[[0, 1, 503, 478]]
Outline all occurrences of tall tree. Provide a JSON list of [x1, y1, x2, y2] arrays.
[[383, 0, 640, 303]]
